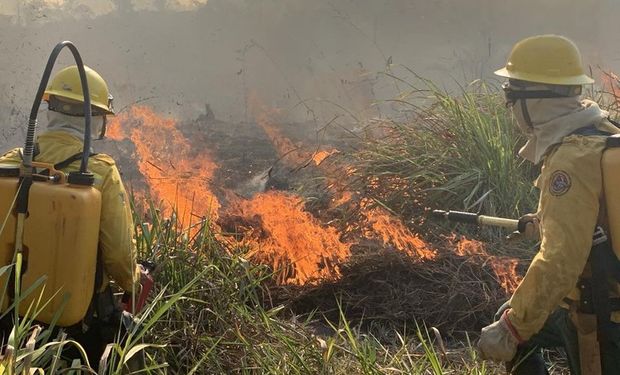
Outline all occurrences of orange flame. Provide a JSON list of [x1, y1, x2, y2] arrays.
[[601, 71, 620, 96], [257, 116, 302, 162], [312, 149, 339, 166], [107, 102, 522, 295], [360, 202, 437, 260], [488, 257, 521, 294], [248, 91, 339, 168], [228, 191, 350, 285], [452, 236, 522, 293], [249, 93, 437, 261], [454, 238, 485, 257], [107, 106, 220, 228]]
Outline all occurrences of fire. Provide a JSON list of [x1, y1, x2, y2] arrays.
[[107, 102, 522, 296], [312, 150, 339, 166], [600, 71, 620, 108], [105, 117, 126, 140], [488, 257, 521, 294], [360, 202, 437, 260], [454, 238, 485, 257], [228, 191, 350, 285], [249, 93, 438, 262], [253, 110, 314, 167], [107, 106, 220, 228], [248, 91, 341, 168], [110, 103, 352, 285], [450, 236, 522, 293]]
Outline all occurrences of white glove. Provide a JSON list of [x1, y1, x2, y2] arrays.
[[478, 309, 523, 362]]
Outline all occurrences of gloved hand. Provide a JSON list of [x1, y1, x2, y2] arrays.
[[520, 213, 540, 240], [122, 262, 155, 314], [478, 309, 523, 362], [507, 213, 540, 241]]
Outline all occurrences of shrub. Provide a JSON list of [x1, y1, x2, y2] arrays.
[[355, 76, 538, 222]]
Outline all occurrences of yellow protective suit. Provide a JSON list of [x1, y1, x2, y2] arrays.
[[0, 131, 140, 294], [508, 119, 620, 340]]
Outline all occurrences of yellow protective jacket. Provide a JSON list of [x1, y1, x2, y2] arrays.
[[0, 131, 140, 294], [508, 119, 620, 340]]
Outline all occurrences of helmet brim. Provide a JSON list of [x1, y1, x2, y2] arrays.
[[494, 67, 594, 86]]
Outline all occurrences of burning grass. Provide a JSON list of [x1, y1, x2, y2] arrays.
[[354, 77, 539, 227], [133, 203, 505, 374], [273, 235, 524, 337], [223, 190, 351, 285], [92, 80, 553, 372], [358, 201, 437, 260], [104, 97, 528, 333], [0, 69, 595, 373], [107, 106, 221, 227]]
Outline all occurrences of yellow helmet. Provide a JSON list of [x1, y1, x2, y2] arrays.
[[495, 35, 594, 86], [43, 65, 114, 115]]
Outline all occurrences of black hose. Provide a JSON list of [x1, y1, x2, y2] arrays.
[[432, 209, 479, 224], [26, 41, 92, 174]]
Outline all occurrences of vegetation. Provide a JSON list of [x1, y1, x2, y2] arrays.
[[0, 201, 502, 374], [355, 74, 539, 226], [4, 73, 599, 373], [127, 202, 500, 374]]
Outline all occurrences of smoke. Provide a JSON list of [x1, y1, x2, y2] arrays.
[[0, 0, 616, 149]]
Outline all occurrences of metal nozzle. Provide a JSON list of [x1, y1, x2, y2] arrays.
[[431, 209, 448, 218]]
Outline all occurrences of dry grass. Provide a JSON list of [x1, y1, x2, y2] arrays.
[[270, 244, 522, 337]]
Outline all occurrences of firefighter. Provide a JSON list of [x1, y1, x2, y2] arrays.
[[0, 65, 142, 366], [477, 34, 620, 374]]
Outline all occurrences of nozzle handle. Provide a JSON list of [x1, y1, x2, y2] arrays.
[[478, 215, 520, 232]]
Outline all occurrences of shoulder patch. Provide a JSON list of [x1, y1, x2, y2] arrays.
[[549, 170, 571, 196]]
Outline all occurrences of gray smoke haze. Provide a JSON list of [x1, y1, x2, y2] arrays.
[[0, 0, 617, 147]]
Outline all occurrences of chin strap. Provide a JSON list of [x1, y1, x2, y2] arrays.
[[98, 115, 107, 139], [505, 89, 570, 102], [519, 98, 534, 130]]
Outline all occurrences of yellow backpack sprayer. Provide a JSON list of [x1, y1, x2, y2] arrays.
[[0, 41, 101, 327]]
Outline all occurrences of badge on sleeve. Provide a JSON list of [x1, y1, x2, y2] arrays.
[[549, 170, 571, 196]]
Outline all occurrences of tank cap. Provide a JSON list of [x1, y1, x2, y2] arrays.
[[67, 171, 95, 186], [0, 163, 19, 178]]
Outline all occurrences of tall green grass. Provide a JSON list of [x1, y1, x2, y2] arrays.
[[356, 76, 538, 221]]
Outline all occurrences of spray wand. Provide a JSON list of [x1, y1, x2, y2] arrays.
[[432, 210, 528, 233]]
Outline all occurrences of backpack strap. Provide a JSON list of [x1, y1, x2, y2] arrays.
[[53, 152, 98, 171], [17, 145, 97, 175], [37, 152, 98, 176]]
